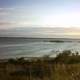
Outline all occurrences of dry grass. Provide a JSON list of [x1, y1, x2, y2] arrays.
[[0, 50, 80, 80], [0, 61, 80, 80]]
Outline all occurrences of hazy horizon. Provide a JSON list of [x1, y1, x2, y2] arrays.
[[0, 27, 80, 39]]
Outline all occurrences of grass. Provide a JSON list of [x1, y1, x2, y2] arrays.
[[0, 50, 80, 80]]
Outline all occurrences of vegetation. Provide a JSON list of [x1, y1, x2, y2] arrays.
[[49, 40, 65, 43], [0, 50, 80, 80]]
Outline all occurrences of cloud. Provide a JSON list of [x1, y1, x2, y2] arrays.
[[0, 22, 12, 26], [0, 7, 32, 29], [0, 8, 14, 16], [0, 20, 32, 29], [0, 21, 15, 29]]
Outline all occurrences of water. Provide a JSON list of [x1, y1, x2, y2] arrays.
[[0, 37, 80, 59]]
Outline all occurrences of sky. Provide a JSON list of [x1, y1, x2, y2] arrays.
[[0, 0, 80, 38]]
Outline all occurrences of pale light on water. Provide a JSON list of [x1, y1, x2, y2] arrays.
[[0, 40, 80, 59]]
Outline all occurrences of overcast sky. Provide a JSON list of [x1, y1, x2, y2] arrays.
[[0, 0, 80, 38]]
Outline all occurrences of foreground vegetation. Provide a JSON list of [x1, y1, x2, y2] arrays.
[[0, 50, 80, 80]]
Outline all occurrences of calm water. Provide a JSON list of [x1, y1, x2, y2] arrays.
[[0, 37, 80, 59]]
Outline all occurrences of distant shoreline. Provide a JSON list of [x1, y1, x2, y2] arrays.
[[0, 36, 79, 39], [0, 37, 80, 43]]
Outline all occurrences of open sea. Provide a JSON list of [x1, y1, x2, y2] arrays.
[[0, 37, 80, 59]]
